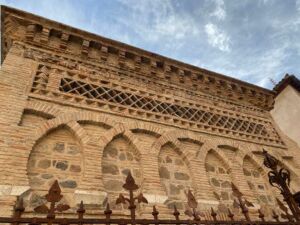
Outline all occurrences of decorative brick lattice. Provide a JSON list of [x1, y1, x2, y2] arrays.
[[59, 78, 271, 137], [31, 65, 50, 92]]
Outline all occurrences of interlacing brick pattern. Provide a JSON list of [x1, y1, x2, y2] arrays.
[[59, 77, 271, 137]]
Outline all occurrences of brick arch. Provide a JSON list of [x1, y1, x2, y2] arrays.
[[175, 132, 209, 161], [128, 121, 164, 137], [25, 101, 62, 118], [237, 144, 269, 175], [232, 143, 256, 165], [25, 121, 87, 190], [176, 132, 207, 146], [98, 123, 143, 159], [28, 120, 89, 175], [242, 154, 267, 175], [99, 123, 145, 199], [216, 139, 241, 148], [72, 112, 116, 128], [151, 130, 236, 172], [205, 148, 233, 171], [34, 110, 125, 145], [151, 130, 195, 163], [35, 119, 89, 146], [157, 137, 196, 208], [213, 140, 259, 169], [154, 131, 205, 197], [196, 141, 234, 170], [204, 148, 236, 204], [242, 151, 300, 189]]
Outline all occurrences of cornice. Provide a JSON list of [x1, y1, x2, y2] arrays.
[[1, 5, 275, 110], [273, 74, 300, 95]]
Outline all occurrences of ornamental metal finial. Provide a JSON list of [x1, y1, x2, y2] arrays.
[[231, 183, 253, 221], [184, 190, 202, 221], [123, 171, 139, 191], [34, 180, 70, 219], [262, 149, 300, 221], [263, 149, 278, 170], [116, 172, 148, 220]]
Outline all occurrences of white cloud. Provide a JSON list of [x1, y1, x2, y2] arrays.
[[195, 44, 289, 88], [117, 0, 200, 43], [204, 23, 230, 52], [210, 0, 226, 20], [297, 0, 300, 12]]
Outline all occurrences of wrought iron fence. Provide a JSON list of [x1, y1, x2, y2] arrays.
[[0, 150, 299, 225]]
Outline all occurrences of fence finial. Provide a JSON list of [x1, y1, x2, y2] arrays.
[[231, 182, 253, 221], [152, 205, 159, 220], [184, 190, 201, 221], [210, 207, 217, 221], [227, 208, 234, 221], [173, 205, 180, 220], [258, 208, 265, 221], [34, 180, 70, 219], [116, 172, 148, 220]]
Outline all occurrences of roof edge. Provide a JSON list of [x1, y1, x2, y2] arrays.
[[1, 5, 274, 94], [273, 74, 300, 95]]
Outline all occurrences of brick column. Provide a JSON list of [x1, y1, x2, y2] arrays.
[[47, 68, 62, 92], [75, 139, 107, 205], [0, 43, 37, 215]]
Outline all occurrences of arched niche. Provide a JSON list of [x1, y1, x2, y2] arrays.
[[25, 127, 83, 209], [102, 135, 142, 209], [243, 156, 273, 206], [205, 150, 233, 211], [217, 145, 238, 162], [158, 143, 192, 210]]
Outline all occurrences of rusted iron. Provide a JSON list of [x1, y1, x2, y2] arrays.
[[34, 180, 70, 219], [115, 171, 148, 221], [29, 217, 39, 225], [276, 197, 294, 222], [184, 190, 201, 221], [272, 210, 280, 222], [0, 172, 299, 225], [104, 203, 112, 219], [210, 207, 217, 221], [152, 206, 159, 220], [77, 201, 85, 225], [258, 208, 265, 222], [12, 197, 25, 225], [263, 149, 300, 221], [231, 182, 253, 221], [227, 208, 234, 221], [173, 205, 180, 220], [77, 201, 85, 219]]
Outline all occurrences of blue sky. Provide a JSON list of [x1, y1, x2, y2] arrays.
[[1, 0, 299, 89]]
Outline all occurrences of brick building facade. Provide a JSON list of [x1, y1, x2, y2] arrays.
[[0, 6, 299, 219]]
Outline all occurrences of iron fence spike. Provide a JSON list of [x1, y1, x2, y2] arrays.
[[227, 208, 234, 221], [173, 205, 180, 220], [210, 207, 217, 221], [152, 205, 159, 220], [258, 209, 265, 222]]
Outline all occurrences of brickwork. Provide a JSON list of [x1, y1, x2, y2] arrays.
[[102, 135, 143, 212], [158, 143, 193, 211], [0, 6, 300, 220]]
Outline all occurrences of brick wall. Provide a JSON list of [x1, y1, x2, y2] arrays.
[[0, 7, 300, 220]]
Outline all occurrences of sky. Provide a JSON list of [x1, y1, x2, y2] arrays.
[[0, 0, 299, 89]]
